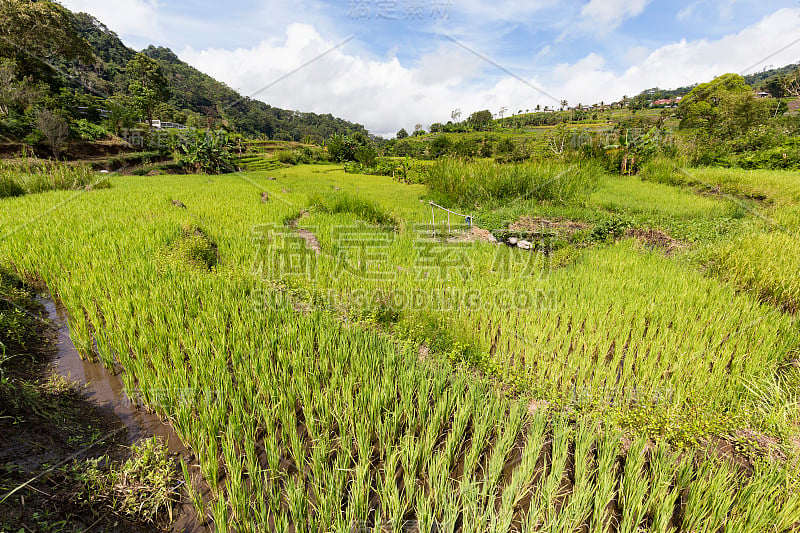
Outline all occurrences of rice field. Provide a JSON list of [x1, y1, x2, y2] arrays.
[[2, 164, 800, 531]]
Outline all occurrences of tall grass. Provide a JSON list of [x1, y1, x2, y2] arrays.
[[425, 158, 601, 207], [0, 175, 25, 198], [308, 190, 399, 228], [0, 160, 110, 197]]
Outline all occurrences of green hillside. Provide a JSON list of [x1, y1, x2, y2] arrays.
[[0, 0, 368, 145]]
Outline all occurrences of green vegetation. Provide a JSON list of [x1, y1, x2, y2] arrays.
[[425, 158, 600, 207], [3, 3, 800, 530], [309, 190, 400, 228], [0, 160, 110, 197], [4, 161, 800, 529], [73, 438, 179, 523], [0, 1, 368, 153]]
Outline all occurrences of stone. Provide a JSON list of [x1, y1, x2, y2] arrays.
[[517, 239, 532, 250]]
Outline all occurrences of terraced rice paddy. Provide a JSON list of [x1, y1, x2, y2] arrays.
[[2, 164, 800, 531]]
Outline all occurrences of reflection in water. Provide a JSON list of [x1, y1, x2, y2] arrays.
[[44, 298, 187, 454], [42, 296, 210, 532]]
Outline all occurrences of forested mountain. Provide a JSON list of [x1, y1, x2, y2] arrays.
[[0, 0, 368, 143]]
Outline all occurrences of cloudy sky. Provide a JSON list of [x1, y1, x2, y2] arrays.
[[59, 0, 800, 137]]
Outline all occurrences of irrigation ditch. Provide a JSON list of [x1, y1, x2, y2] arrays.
[[0, 291, 210, 532]]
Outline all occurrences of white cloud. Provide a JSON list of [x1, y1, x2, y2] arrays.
[[677, 0, 737, 21], [182, 24, 502, 136], [676, 4, 695, 20], [580, 0, 651, 29], [551, 7, 800, 104], [179, 7, 800, 137], [58, 0, 163, 42]]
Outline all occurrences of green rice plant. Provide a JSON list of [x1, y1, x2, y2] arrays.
[[554, 421, 596, 531], [681, 167, 800, 204], [706, 223, 800, 314], [618, 436, 650, 533], [591, 427, 620, 533], [4, 166, 800, 530], [346, 457, 371, 527], [647, 443, 688, 533], [539, 418, 571, 531], [379, 446, 405, 522], [462, 401, 495, 485], [682, 458, 737, 532], [638, 155, 687, 186], [495, 409, 548, 531], [483, 401, 524, 499], [589, 174, 728, 219], [723, 463, 800, 533], [400, 434, 422, 511], [286, 474, 308, 532], [210, 494, 230, 533]]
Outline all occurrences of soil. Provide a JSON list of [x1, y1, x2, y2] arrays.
[[285, 210, 322, 254], [701, 429, 788, 474], [296, 229, 322, 254], [0, 295, 209, 532], [446, 226, 498, 244], [625, 228, 685, 255], [509, 216, 590, 236]]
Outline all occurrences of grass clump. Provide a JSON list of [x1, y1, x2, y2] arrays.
[[309, 190, 399, 228], [424, 157, 601, 208], [73, 438, 179, 524], [160, 224, 219, 271]]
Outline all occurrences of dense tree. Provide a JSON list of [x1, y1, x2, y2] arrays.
[[104, 95, 137, 135], [126, 53, 169, 127], [396, 127, 408, 139], [0, 0, 94, 67], [784, 68, 800, 99], [467, 110, 492, 131], [429, 134, 451, 157], [35, 108, 69, 158], [678, 73, 770, 135], [327, 132, 373, 162]]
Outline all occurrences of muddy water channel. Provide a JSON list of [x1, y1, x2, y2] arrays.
[[44, 298, 186, 452], [41, 296, 209, 532]]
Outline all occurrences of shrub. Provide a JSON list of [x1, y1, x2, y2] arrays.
[[275, 150, 298, 165], [591, 215, 633, 242], [35, 109, 70, 159], [73, 119, 109, 141], [173, 131, 234, 174], [2, 161, 106, 195], [160, 225, 219, 271]]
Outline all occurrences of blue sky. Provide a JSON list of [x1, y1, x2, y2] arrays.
[[60, 0, 800, 136]]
